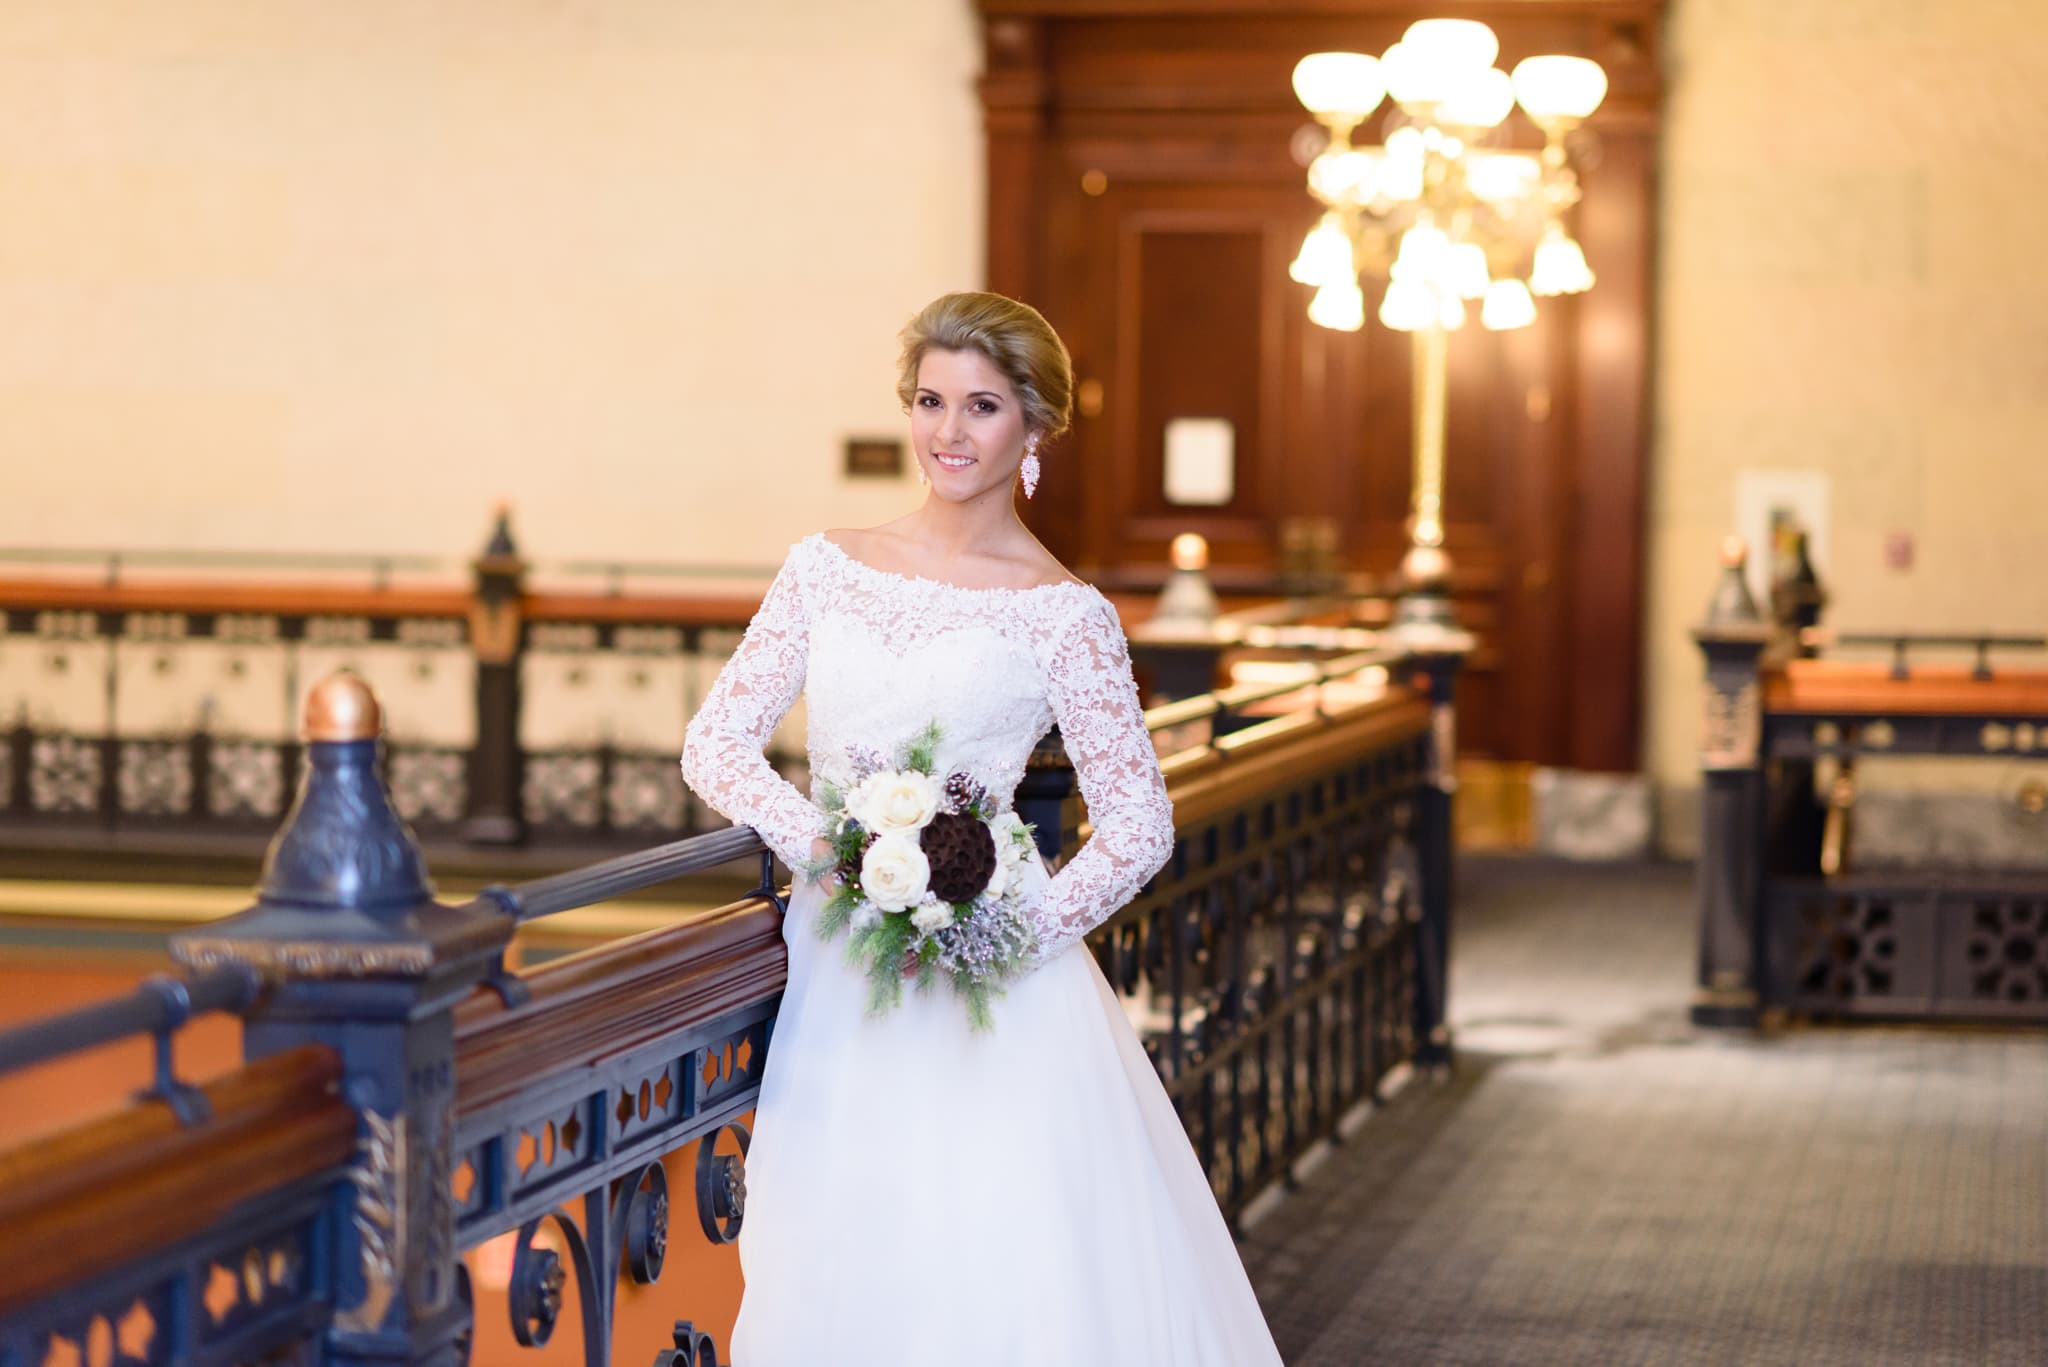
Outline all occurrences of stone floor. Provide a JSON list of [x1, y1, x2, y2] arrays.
[[1240, 855, 2048, 1367]]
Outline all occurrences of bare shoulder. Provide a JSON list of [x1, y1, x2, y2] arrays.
[[1027, 552, 1088, 591]]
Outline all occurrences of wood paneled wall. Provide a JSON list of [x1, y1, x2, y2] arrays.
[[980, 0, 1663, 771]]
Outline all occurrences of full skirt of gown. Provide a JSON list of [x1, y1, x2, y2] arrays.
[[727, 854, 1286, 1366]]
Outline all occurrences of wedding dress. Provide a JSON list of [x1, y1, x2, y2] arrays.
[[680, 531, 1283, 1367]]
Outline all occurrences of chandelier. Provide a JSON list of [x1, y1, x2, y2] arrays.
[[1287, 20, 1607, 626]]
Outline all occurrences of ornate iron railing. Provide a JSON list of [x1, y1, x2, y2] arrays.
[[1692, 544, 2048, 1027], [0, 512, 792, 853], [0, 633, 1462, 1363]]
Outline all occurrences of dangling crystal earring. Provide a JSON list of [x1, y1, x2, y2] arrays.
[[916, 462, 929, 488], [1021, 439, 1041, 500]]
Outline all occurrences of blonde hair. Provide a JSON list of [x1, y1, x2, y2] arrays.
[[895, 292, 1074, 442]]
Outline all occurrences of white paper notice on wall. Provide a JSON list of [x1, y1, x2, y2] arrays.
[[1163, 418, 1235, 506], [1734, 468, 1830, 604]]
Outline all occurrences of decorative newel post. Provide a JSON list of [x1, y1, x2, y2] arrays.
[[1016, 729, 1080, 864], [1692, 536, 1772, 1027], [1400, 626, 1472, 1071], [466, 505, 528, 846], [171, 674, 513, 1366]]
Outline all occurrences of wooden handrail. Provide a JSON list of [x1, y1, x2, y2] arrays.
[[1765, 659, 2048, 717], [1162, 689, 1432, 829], [452, 898, 787, 1120], [451, 675, 1432, 1120], [0, 1045, 355, 1315], [0, 575, 473, 620]]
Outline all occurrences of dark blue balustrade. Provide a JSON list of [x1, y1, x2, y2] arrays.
[[0, 634, 1463, 1365]]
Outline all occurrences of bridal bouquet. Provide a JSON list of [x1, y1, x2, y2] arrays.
[[808, 722, 1039, 1031]]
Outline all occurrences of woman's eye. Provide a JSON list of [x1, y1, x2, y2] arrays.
[[973, 400, 997, 414], [918, 395, 940, 409]]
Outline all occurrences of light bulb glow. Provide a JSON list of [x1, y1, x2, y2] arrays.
[[1481, 278, 1538, 330], [1512, 55, 1608, 123], [1530, 224, 1595, 295], [1392, 221, 1450, 284], [1439, 293, 1468, 331], [1378, 277, 1437, 331], [1289, 213, 1355, 287], [1400, 19, 1499, 72], [1446, 242, 1491, 299], [1309, 278, 1366, 331], [1292, 52, 1387, 121], [1381, 42, 1457, 109], [1440, 67, 1515, 128], [1308, 148, 1380, 204], [1465, 151, 1541, 204]]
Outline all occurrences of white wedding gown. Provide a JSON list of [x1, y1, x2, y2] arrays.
[[680, 532, 1283, 1367]]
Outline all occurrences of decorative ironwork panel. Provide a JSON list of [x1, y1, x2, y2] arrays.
[[524, 751, 603, 829], [208, 741, 290, 821], [1944, 895, 2048, 1016], [29, 734, 101, 813], [1085, 730, 1432, 1228], [608, 753, 687, 831], [0, 1197, 327, 1367], [117, 740, 195, 817], [388, 747, 467, 826], [1764, 884, 1938, 1017]]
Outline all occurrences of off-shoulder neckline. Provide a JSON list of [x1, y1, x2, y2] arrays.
[[806, 531, 1098, 602]]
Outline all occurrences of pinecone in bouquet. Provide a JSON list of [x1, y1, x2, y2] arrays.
[[920, 810, 998, 903], [943, 770, 991, 819]]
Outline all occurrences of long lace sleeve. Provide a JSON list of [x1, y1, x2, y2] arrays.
[[1023, 595, 1177, 964], [680, 542, 829, 871]]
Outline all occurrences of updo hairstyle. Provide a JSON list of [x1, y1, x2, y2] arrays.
[[895, 292, 1074, 443]]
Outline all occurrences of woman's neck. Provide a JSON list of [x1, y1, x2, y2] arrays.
[[901, 489, 1025, 558]]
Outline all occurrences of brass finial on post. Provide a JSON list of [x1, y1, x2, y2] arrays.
[[303, 671, 382, 744]]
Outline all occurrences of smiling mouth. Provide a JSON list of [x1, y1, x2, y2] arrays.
[[933, 452, 976, 470]]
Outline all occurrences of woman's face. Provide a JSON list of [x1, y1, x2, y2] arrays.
[[909, 347, 1033, 502]]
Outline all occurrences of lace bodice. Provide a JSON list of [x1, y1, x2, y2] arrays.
[[680, 532, 1175, 964]]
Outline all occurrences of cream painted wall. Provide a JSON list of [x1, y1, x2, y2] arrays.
[[1649, 0, 2048, 843], [0, 1, 981, 568]]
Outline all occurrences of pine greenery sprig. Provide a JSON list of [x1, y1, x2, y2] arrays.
[[814, 881, 859, 940], [899, 719, 942, 775]]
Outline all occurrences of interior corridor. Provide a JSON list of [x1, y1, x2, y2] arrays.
[[1241, 856, 2048, 1366]]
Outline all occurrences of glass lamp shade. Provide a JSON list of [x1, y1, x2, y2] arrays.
[[1465, 151, 1542, 205], [1382, 42, 1461, 110], [1292, 52, 1387, 122], [1378, 277, 1437, 331], [1309, 148, 1381, 205], [1481, 278, 1538, 330], [1511, 55, 1608, 123], [1446, 242, 1491, 300], [1378, 126, 1427, 201], [1531, 224, 1595, 295], [1289, 213, 1356, 287], [1308, 278, 1366, 331], [1391, 221, 1451, 285], [1439, 67, 1516, 129], [1439, 293, 1468, 331], [1401, 19, 1499, 72]]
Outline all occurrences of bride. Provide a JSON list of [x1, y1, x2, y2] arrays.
[[680, 291, 1284, 1366]]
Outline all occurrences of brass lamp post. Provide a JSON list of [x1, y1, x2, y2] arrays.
[[1289, 22, 1606, 630]]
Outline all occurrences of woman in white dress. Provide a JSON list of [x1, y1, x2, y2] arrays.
[[680, 291, 1284, 1367]]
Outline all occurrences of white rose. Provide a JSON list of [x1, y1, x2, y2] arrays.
[[860, 833, 930, 912], [910, 894, 956, 935], [990, 812, 1031, 865], [847, 770, 943, 836]]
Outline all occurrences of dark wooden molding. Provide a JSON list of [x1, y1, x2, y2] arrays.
[[979, 0, 1662, 770]]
